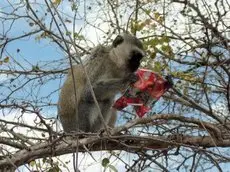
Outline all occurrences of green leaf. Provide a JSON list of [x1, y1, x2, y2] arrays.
[[183, 87, 188, 95], [29, 161, 36, 167], [102, 158, 110, 167], [149, 38, 159, 47], [153, 61, 162, 73], [40, 32, 49, 38], [71, 3, 78, 11], [150, 51, 156, 59], [48, 166, 60, 172], [73, 33, 85, 40], [108, 164, 118, 172], [145, 9, 151, 15], [66, 31, 71, 36], [161, 44, 173, 56], [42, 157, 47, 163], [52, 0, 61, 6], [29, 22, 34, 27], [32, 65, 40, 72], [161, 36, 170, 43], [65, 19, 72, 23], [161, 45, 170, 52], [154, 12, 160, 19], [3, 56, 10, 63]]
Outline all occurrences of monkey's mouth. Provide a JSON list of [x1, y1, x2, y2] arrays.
[[128, 50, 143, 72]]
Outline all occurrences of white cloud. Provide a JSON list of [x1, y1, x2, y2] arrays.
[[212, 102, 229, 117], [0, 74, 8, 82]]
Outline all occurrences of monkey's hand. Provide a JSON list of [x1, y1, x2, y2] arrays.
[[125, 73, 139, 84], [84, 77, 135, 101]]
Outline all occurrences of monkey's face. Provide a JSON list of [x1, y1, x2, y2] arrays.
[[128, 49, 144, 72], [112, 34, 145, 72]]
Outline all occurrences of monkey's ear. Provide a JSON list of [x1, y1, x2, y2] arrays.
[[112, 35, 124, 47]]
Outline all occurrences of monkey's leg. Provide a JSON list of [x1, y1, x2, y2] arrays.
[[91, 108, 117, 132], [107, 109, 117, 128], [78, 102, 97, 132], [90, 99, 114, 131], [59, 110, 79, 132]]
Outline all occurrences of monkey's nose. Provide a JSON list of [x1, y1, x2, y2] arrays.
[[131, 50, 143, 60], [128, 51, 143, 72]]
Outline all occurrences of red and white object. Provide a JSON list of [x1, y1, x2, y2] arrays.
[[113, 69, 172, 117]]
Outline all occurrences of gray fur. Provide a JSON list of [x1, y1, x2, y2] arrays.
[[58, 33, 144, 133]]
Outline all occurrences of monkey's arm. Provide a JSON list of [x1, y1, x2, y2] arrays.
[[83, 74, 137, 101]]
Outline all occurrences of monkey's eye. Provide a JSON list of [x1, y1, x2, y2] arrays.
[[112, 35, 124, 47]]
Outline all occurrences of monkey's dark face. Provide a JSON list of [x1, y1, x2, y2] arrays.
[[111, 33, 144, 72], [128, 50, 143, 72]]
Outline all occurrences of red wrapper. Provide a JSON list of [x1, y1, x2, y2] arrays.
[[113, 69, 172, 117]]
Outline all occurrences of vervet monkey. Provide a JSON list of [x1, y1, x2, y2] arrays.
[[58, 33, 145, 132]]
